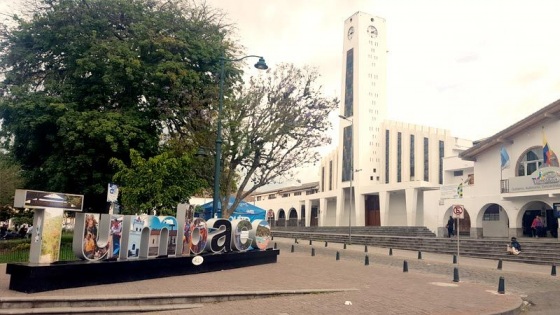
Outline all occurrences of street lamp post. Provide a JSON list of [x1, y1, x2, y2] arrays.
[[213, 55, 268, 219], [338, 115, 353, 244]]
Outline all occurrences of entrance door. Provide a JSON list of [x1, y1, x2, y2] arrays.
[[365, 195, 380, 226], [310, 207, 319, 226]]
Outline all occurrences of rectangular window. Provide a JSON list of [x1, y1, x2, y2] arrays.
[[439, 140, 444, 185], [410, 135, 415, 178], [282, 193, 290, 198], [294, 192, 302, 196], [256, 196, 262, 201], [268, 194, 276, 200], [424, 137, 429, 181], [397, 132, 402, 182], [385, 130, 390, 183], [453, 170, 463, 177]]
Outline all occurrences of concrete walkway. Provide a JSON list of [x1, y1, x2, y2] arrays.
[[2, 237, 552, 314]]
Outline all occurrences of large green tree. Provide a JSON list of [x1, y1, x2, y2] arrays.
[[0, 0, 238, 211]]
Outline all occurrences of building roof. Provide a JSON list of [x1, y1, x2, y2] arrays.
[[460, 98, 560, 161], [252, 182, 319, 196]]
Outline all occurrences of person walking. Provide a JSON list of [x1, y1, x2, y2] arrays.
[[531, 215, 544, 238], [446, 216, 455, 238]]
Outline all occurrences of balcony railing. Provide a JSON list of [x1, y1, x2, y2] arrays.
[[501, 179, 509, 193]]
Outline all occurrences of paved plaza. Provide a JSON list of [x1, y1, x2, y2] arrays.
[[1, 237, 559, 314]]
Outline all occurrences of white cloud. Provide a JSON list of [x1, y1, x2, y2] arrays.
[[4, 0, 560, 186]]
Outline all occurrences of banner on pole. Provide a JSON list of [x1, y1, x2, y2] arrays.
[[107, 183, 119, 202]]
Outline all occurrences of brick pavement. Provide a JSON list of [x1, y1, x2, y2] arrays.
[[1, 237, 529, 314]]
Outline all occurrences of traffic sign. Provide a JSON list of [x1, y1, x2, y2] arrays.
[[452, 205, 464, 219]]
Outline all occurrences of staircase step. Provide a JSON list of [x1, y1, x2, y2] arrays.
[[272, 228, 560, 266]]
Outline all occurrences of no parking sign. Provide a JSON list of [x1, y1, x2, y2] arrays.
[[452, 205, 465, 219]]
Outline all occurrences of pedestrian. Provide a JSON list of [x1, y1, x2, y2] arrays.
[[446, 215, 455, 238], [507, 237, 521, 255], [531, 215, 544, 238]]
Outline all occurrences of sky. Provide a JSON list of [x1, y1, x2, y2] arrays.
[[203, 0, 560, 186], [204, 0, 560, 141], [2, 0, 560, 186]]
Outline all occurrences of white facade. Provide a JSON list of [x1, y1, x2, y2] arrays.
[[427, 100, 560, 238], [252, 12, 472, 233], [251, 11, 560, 239]]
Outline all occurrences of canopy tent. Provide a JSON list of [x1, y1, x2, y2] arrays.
[[199, 197, 266, 222]]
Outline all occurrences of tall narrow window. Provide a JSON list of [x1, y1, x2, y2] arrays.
[[410, 135, 415, 178], [344, 49, 354, 117], [424, 137, 429, 181], [321, 167, 325, 192], [397, 132, 402, 182], [342, 126, 353, 181], [385, 130, 390, 183], [329, 161, 333, 190], [439, 140, 444, 184]]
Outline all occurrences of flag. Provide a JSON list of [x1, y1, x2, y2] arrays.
[[543, 131, 559, 167], [500, 146, 510, 170], [456, 182, 463, 198]]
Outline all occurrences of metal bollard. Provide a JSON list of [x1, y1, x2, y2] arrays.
[[453, 254, 457, 264], [291, 245, 294, 253], [497, 259, 502, 270], [344, 243, 347, 249], [295, 238, 298, 244], [325, 241, 328, 247], [311, 248, 315, 256], [274, 242, 277, 250], [309, 239, 313, 245], [389, 248, 393, 256], [365, 255, 369, 266], [336, 251, 340, 261], [365, 245, 368, 253], [403, 260, 408, 272], [418, 251, 422, 259], [498, 276, 505, 294], [453, 267, 460, 282], [552, 264, 557, 276]]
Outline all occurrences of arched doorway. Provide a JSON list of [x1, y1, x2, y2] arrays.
[[267, 209, 275, 226], [277, 209, 286, 227], [520, 201, 553, 237], [480, 203, 508, 237], [445, 206, 471, 237], [288, 208, 298, 227]]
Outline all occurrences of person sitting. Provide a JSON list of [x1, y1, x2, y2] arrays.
[[507, 237, 521, 255]]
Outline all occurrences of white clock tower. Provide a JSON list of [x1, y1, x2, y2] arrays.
[[338, 12, 387, 225]]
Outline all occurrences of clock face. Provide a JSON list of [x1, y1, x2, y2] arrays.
[[347, 26, 354, 40], [367, 25, 378, 38]]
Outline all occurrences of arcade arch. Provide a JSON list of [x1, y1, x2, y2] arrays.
[[288, 208, 298, 227], [444, 205, 471, 237]]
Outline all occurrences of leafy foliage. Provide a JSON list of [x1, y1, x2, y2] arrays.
[[0, 154, 25, 221], [0, 0, 236, 211], [217, 63, 338, 217], [111, 149, 205, 216]]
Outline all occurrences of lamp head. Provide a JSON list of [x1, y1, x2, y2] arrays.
[[254, 57, 268, 70]]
